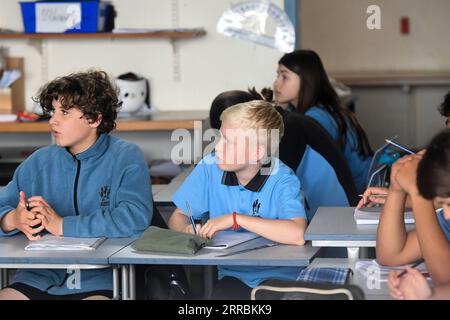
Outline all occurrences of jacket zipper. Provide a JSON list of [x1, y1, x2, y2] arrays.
[[73, 156, 81, 216]]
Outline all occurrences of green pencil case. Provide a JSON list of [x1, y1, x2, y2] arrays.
[[131, 226, 210, 255]]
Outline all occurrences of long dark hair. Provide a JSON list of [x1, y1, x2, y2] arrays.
[[209, 88, 272, 130], [278, 50, 373, 158]]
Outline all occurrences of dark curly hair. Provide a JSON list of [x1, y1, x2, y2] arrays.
[[34, 70, 121, 133]]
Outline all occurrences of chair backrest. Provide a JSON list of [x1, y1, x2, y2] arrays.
[[278, 110, 359, 208], [150, 199, 168, 229], [251, 279, 365, 300]]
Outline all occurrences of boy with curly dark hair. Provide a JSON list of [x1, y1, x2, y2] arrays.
[[0, 70, 152, 300]]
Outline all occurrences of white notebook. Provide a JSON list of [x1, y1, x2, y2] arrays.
[[204, 231, 260, 250], [355, 260, 428, 282], [24, 235, 106, 251], [354, 206, 414, 225]]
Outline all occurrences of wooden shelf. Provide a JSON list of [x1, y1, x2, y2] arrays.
[[0, 110, 209, 133], [331, 70, 450, 86], [0, 28, 206, 40]]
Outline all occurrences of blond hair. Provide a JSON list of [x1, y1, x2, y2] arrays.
[[220, 100, 284, 155]]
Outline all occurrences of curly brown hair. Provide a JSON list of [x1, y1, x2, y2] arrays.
[[34, 70, 121, 133]]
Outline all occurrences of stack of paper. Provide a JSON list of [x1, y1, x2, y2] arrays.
[[354, 206, 414, 225], [204, 231, 260, 249], [355, 260, 428, 282], [24, 235, 106, 251]]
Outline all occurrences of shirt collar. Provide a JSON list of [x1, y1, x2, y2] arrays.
[[62, 133, 109, 161], [221, 160, 274, 192]]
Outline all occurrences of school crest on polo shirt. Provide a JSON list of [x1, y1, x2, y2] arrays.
[[252, 199, 261, 216], [99, 185, 111, 213]]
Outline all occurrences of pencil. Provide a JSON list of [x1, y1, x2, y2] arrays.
[[397, 259, 424, 278], [358, 194, 387, 197], [385, 139, 415, 155], [185, 201, 197, 234]]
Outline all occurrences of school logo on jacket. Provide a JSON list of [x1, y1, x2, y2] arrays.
[[99, 186, 111, 212], [252, 199, 261, 216]]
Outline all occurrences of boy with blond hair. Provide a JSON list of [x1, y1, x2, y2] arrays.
[[169, 100, 307, 299]]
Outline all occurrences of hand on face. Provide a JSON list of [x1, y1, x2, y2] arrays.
[[390, 152, 424, 194]]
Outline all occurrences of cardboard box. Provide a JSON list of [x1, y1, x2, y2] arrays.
[[0, 57, 25, 114]]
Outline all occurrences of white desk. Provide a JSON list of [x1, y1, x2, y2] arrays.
[[308, 258, 391, 300], [109, 236, 320, 300], [0, 234, 134, 299], [305, 207, 415, 259]]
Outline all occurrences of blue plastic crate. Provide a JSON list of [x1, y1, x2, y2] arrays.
[[20, 1, 105, 33]]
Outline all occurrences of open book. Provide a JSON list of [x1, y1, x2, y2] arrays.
[[354, 206, 414, 225], [355, 260, 429, 282], [204, 231, 260, 250], [24, 235, 106, 251]]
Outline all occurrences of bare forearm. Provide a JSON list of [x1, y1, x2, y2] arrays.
[[168, 209, 190, 232], [237, 214, 306, 245], [376, 190, 412, 264], [412, 196, 450, 284]]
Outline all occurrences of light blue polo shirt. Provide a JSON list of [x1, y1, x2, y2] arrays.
[[297, 146, 349, 221], [437, 209, 450, 242], [172, 153, 307, 288], [305, 105, 372, 194]]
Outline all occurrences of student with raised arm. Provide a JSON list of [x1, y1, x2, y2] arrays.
[[374, 130, 450, 299], [0, 71, 152, 300], [169, 100, 307, 299]]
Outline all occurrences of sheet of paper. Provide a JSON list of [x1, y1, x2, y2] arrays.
[[204, 231, 260, 250], [355, 260, 428, 282], [24, 235, 106, 251], [354, 206, 414, 225], [36, 3, 81, 33]]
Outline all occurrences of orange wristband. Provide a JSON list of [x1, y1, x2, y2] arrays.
[[232, 212, 240, 230]]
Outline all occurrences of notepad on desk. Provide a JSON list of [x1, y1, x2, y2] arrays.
[[355, 260, 429, 282], [354, 206, 414, 225], [204, 231, 260, 249], [24, 235, 106, 251]]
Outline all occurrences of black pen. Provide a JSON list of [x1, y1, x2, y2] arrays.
[[216, 243, 279, 257], [397, 259, 424, 278]]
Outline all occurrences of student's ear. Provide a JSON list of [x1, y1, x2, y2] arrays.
[[254, 145, 267, 163], [88, 113, 103, 129]]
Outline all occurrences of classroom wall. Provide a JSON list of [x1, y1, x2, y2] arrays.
[[301, 0, 450, 72], [0, 0, 285, 112], [300, 0, 450, 148]]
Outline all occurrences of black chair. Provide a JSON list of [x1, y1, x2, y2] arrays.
[[277, 109, 359, 208]]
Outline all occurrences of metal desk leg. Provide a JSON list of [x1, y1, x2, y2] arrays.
[[204, 266, 214, 299], [347, 247, 360, 260], [0, 268, 4, 289], [113, 266, 120, 300], [121, 265, 129, 300], [129, 264, 136, 300], [2, 269, 8, 287], [359, 247, 370, 259]]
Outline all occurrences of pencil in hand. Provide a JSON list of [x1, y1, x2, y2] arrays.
[[397, 259, 425, 278]]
